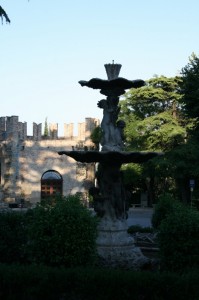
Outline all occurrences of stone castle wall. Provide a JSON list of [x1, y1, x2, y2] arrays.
[[0, 116, 100, 142], [0, 116, 99, 205]]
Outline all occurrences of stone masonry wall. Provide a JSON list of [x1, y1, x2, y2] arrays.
[[19, 139, 82, 203], [0, 116, 98, 204]]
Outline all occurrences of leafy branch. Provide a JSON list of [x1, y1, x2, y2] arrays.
[[0, 6, 10, 24]]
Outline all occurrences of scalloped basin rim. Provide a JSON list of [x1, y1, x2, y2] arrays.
[[58, 150, 163, 164], [78, 77, 145, 90]]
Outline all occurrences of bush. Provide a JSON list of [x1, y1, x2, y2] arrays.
[[0, 195, 98, 267], [151, 193, 180, 229], [26, 195, 98, 267], [0, 264, 199, 300], [0, 211, 27, 264], [127, 225, 153, 234], [158, 205, 199, 272]]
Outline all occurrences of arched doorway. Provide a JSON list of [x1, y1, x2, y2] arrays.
[[41, 170, 63, 199]]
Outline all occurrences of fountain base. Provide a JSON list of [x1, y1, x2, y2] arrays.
[[96, 219, 149, 270]]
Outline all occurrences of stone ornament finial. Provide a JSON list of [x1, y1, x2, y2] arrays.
[[104, 61, 122, 80]]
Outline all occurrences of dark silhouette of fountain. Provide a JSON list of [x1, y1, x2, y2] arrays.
[[58, 62, 160, 269]]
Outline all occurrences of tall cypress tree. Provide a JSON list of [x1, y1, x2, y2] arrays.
[[44, 117, 49, 137]]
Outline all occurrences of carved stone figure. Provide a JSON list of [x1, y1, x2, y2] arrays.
[[97, 99, 115, 149], [97, 96, 125, 151]]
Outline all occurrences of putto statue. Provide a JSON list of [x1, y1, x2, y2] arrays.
[[97, 97, 124, 151]]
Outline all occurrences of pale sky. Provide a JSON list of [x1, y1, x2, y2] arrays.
[[1, 0, 199, 135]]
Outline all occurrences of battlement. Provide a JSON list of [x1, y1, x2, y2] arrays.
[[0, 116, 100, 142]]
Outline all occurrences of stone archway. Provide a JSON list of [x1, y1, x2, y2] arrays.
[[41, 170, 63, 199]]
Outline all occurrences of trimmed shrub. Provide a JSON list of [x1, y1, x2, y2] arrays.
[[26, 195, 98, 267], [0, 264, 199, 299], [158, 205, 199, 272], [0, 211, 27, 264], [151, 193, 180, 229], [0, 195, 98, 267]]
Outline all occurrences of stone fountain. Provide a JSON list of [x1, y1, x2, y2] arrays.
[[59, 62, 160, 269]]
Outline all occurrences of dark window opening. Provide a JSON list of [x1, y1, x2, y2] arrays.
[[41, 170, 63, 199]]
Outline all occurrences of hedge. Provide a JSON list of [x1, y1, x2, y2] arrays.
[[0, 264, 198, 300], [0, 195, 98, 267]]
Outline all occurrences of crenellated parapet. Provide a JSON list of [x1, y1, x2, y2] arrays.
[[85, 118, 100, 142], [33, 123, 42, 140], [49, 123, 58, 139], [18, 122, 27, 140], [0, 116, 99, 142], [0, 116, 27, 141], [64, 123, 74, 139]]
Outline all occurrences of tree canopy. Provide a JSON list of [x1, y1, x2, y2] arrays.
[[43, 117, 49, 137], [180, 53, 199, 136], [0, 6, 10, 23], [119, 72, 199, 205], [120, 75, 187, 152]]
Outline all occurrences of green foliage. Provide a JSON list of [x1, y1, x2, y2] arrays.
[[181, 53, 199, 122], [136, 111, 186, 151], [0, 264, 199, 300], [151, 193, 180, 229], [0, 211, 27, 263], [152, 191, 199, 272], [0, 6, 10, 24], [119, 74, 196, 203], [0, 195, 98, 267], [26, 195, 98, 267], [166, 139, 199, 178], [122, 163, 143, 186], [120, 76, 186, 152], [120, 76, 182, 119], [43, 117, 49, 137], [127, 225, 153, 234], [90, 125, 102, 148], [121, 164, 144, 206], [158, 206, 199, 272]]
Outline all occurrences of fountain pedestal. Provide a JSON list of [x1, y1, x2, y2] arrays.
[[96, 219, 148, 269]]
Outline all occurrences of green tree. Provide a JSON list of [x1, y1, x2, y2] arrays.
[[121, 163, 144, 206], [180, 53, 199, 136], [90, 126, 102, 150], [43, 117, 49, 137], [0, 6, 10, 23], [164, 53, 199, 204], [120, 75, 191, 204], [163, 139, 199, 204], [120, 75, 185, 151]]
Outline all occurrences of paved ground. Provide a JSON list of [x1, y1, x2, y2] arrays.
[[90, 207, 154, 227], [127, 208, 153, 228]]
